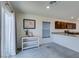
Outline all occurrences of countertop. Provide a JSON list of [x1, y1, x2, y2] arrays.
[[52, 32, 79, 37]]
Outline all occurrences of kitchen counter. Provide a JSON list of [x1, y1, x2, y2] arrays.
[[52, 33, 79, 53], [52, 32, 79, 37]]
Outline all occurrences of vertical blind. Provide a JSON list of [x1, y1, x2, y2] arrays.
[[1, 2, 16, 57]]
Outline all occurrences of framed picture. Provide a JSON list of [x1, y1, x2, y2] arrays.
[[23, 19, 36, 29]]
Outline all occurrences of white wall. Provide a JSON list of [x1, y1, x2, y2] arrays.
[[16, 13, 79, 48], [16, 13, 54, 48]]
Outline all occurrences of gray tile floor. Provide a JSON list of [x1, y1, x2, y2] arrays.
[[11, 42, 79, 58]]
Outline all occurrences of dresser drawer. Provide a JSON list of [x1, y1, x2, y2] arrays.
[[23, 41, 38, 47]]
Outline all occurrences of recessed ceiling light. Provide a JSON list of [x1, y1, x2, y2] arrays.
[[77, 18, 79, 20], [71, 16, 74, 19], [46, 6, 50, 9]]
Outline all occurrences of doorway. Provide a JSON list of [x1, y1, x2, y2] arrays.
[[42, 22, 50, 38]]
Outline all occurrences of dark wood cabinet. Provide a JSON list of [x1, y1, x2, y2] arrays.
[[55, 21, 76, 29]]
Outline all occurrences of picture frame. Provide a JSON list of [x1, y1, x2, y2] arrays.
[[23, 19, 36, 29]]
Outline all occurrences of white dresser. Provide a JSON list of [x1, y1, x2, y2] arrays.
[[21, 36, 40, 51]]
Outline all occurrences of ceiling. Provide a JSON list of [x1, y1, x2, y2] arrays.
[[10, 1, 79, 20]]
